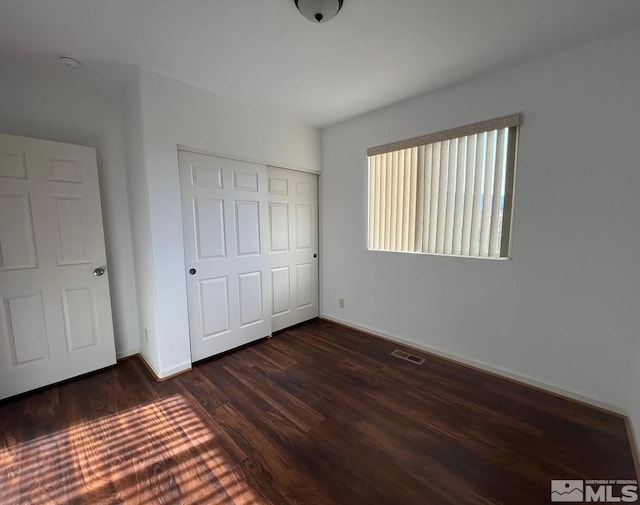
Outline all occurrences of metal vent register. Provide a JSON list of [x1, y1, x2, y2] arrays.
[[391, 349, 425, 365]]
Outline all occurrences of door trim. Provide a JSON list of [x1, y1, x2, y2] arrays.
[[178, 145, 320, 176]]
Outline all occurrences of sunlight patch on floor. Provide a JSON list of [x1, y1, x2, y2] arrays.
[[0, 394, 264, 504]]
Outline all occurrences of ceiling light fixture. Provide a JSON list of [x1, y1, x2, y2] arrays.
[[295, 0, 343, 23], [59, 56, 82, 69]]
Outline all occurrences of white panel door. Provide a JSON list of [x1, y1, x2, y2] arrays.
[[178, 151, 271, 361], [0, 133, 116, 399], [267, 167, 318, 332]]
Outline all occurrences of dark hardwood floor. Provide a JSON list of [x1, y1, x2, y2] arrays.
[[0, 319, 636, 504]]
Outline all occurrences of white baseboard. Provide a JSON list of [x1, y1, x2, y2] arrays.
[[159, 360, 192, 379], [321, 314, 625, 416], [138, 350, 161, 377], [137, 350, 191, 380]]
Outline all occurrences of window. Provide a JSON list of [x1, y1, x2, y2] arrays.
[[367, 114, 520, 259]]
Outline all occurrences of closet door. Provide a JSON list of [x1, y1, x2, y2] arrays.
[[267, 167, 319, 332], [179, 151, 271, 362]]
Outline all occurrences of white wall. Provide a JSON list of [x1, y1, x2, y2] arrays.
[[630, 356, 640, 452], [131, 68, 321, 377], [123, 70, 159, 367], [0, 61, 140, 358], [321, 28, 640, 411]]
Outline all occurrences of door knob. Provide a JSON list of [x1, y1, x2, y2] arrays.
[[189, 268, 197, 275], [93, 267, 105, 277], [313, 253, 317, 258]]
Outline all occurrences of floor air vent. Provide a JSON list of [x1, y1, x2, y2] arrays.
[[391, 349, 425, 365]]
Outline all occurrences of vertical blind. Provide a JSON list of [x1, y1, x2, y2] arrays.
[[367, 114, 520, 258]]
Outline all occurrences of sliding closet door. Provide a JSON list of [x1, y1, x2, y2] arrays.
[[267, 167, 319, 332], [178, 151, 271, 362]]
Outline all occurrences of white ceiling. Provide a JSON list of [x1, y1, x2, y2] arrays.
[[1, 0, 640, 126]]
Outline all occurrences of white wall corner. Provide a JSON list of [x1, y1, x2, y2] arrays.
[[158, 360, 192, 380], [138, 349, 162, 379], [139, 349, 191, 380], [116, 349, 140, 360]]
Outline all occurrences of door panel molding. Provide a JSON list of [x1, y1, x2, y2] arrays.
[[179, 151, 271, 362], [0, 133, 116, 399], [267, 166, 319, 332]]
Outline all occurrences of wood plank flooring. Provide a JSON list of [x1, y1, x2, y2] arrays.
[[0, 319, 636, 504]]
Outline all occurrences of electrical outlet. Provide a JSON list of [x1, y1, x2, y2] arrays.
[[339, 298, 344, 309], [144, 328, 149, 342]]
